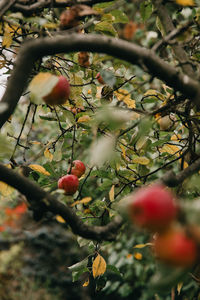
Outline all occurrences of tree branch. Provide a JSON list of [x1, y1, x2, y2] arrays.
[[0, 0, 17, 18], [162, 157, 200, 187], [1, 33, 200, 129], [0, 163, 123, 241], [152, 0, 195, 78], [12, 0, 111, 15]]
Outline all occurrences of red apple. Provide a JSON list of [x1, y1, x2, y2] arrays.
[[70, 160, 86, 178], [96, 72, 105, 84], [128, 184, 177, 232], [43, 76, 70, 105], [154, 228, 198, 267], [58, 174, 79, 195]]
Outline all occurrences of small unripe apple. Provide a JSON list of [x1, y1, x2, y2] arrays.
[[43, 76, 70, 106], [154, 228, 198, 267], [58, 174, 79, 195], [96, 72, 105, 84], [128, 184, 177, 232], [70, 160, 86, 178]]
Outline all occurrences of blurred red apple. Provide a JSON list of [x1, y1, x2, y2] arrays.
[[154, 228, 198, 267], [128, 184, 177, 232]]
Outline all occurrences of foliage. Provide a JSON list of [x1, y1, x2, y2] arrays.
[[0, 0, 200, 298]]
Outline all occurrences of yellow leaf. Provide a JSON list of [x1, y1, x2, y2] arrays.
[[109, 185, 115, 202], [124, 98, 136, 109], [144, 89, 165, 101], [120, 145, 126, 160], [0, 181, 14, 196], [56, 215, 66, 223], [44, 148, 53, 162], [132, 156, 150, 165], [143, 89, 158, 97], [71, 197, 92, 207], [77, 115, 91, 123], [30, 140, 41, 145], [176, 0, 194, 6], [133, 243, 153, 249], [84, 208, 91, 214], [171, 134, 181, 141], [83, 278, 89, 287], [160, 144, 180, 155], [115, 89, 129, 101], [177, 282, 183, 295], [134, 252, 142, 260], [92, 254, 106, 278], [126, 254, 133, 259], [29, 164, 50, 176], [2, 24, 12, 48], [114, 89, 136, 109]]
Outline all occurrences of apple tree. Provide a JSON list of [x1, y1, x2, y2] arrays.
[[0, 0, 200, 298]]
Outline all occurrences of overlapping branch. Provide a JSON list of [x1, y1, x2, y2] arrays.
[[1, 33, 200, 129], [162, 157, 200, 187], [0, 0, 16, 18], [10, 0, 112, 15], [0, 163, 123, 241]]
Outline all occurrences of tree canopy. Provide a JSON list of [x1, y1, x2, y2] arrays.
[[0, 0, 200, 299]]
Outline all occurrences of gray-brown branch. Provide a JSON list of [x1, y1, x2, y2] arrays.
[[152, 0, 195, 78], [162, 157, 200, 187], [1, 33, 200, 129], [0, 0, 17, 18], [12, 0, 111, 14], [0, 163, 123, 241]]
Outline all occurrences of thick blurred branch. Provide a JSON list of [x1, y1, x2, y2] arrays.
[[0, 163, 123, 241], [0, 0, 16, 18], [12, 0, 111, 15], [1, 33, 200, 128]]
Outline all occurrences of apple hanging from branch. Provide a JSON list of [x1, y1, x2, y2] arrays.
[[29, 73, 70, 105], [69, 160, 86, 178], [58, 174, 79, 195], [43, 75, 70, 105]]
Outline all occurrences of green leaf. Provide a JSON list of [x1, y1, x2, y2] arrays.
[[94, 1, 115, 9], [72, 267, 89, 282], [110, 10, 129, 24], [101, 70, 116, 88], [156, 16, 165, 36], [107, 264, 122, 276], [68, 258, 88, 272], [95, 21, 117, 36], [140, 1, 152, 21], [0, 135, 14, 159]]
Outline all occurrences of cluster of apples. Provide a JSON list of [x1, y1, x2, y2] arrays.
[[128, 184, 198, 267], [58, 160, 86, 195]]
